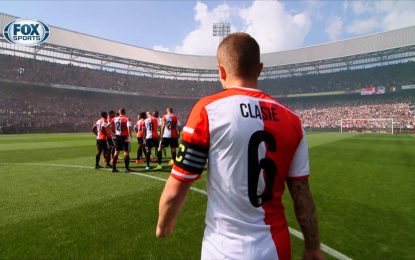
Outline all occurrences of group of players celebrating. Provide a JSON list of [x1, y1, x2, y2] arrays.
[[92, 107, 180, 173]]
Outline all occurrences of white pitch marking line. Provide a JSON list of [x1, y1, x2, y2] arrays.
[[0, 162, 351, 260]]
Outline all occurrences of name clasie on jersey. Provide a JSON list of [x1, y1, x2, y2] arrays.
[[239, 102, 280, 121]]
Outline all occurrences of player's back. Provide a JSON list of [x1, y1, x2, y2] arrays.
[[178, 87, 308, 259], [144, 117, 158, 139], [114, 115, 130, 137], [136, 119, 145, 138], [107, 117, 115, 138], [162, 114, 178, 138], [95, 118, 108, 140]]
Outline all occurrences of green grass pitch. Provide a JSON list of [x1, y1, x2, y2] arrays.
[[0, 132, 414, 259]]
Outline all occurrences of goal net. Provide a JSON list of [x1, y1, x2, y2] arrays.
[[340, 118, 394, 134]]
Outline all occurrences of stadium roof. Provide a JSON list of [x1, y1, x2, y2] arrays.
[[1, 12, 415, 78]]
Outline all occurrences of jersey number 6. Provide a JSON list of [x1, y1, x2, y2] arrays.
[[248, 130, 277, 207]]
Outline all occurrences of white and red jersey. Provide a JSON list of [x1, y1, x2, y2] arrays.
[[162, 113, 180, 138], [172, 87, 309, 260], [107, 117, 115, 138], [113, 115, 132, 137], [134, 119, 145, 138], [95, 118, 109, 140], [157, 117, 162, 136], [144, 116, 159, 139]]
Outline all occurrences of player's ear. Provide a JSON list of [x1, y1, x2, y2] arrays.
[[257, 63, 263, 77], [218, 64, 226, 81]]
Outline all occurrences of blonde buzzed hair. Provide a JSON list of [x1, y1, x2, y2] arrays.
[[217, 32, 261, 80]]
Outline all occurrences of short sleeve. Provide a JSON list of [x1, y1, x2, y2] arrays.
[[287, 129, 310, 179], [171, 101, 210, 183], [181, 102, 209, 148]]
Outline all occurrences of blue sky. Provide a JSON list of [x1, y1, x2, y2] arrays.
[[1, 1, 415, 55]]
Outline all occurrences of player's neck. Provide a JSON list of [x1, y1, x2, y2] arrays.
[[223, 77, 258, 90]]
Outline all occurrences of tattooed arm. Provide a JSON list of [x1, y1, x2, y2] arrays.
[[287, 178, 324, 260]]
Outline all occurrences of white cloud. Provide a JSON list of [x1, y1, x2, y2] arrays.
[[153, 45, 170, 52], [347, 1, 415, 35], [351, 1, 371, 15], [302, 0, 324, 21], [347, 18, 379, 35], [379, 3, 415, 31], [325, 15, 343, 41], [151, 0, 414, 55], [342, 0, 350, 14], [172, 0, 311, 55], [239, 0, 311, 53], [174, 1, 231, 55]]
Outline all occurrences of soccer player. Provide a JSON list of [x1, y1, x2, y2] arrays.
[[113, 112, 123, 160], [107, 110, 116, 160], [112, 108, 133, 173], [156, 33, 324, 260], [134, 112, 146, 164], [153, 110, 164, 161], [143, 111, 162, 171], [159, 107, 180, 166], [92, 112, 111, 169]]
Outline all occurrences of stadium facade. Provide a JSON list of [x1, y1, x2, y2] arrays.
[[1, 12, 414, 135], [1, 12, 415, 81]]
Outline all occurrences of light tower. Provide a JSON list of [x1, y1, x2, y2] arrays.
[[212, 21, 231, 42]]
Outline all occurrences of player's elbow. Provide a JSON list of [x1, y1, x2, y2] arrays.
[[162, 190, 182, 206], [156, 224, 174, 239], [156, 229, 168, 239]]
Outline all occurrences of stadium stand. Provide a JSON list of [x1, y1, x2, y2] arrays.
[[0, 83, 194, 134], [0, 12, 414, 134], [287, 94, 415, 129], [0, 54, 221, 97], [1, 81, 414, 134], [259, 62, 415, 95], [1, 54, 414, 96]]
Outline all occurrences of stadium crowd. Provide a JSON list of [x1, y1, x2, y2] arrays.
[[259, 62, 415, 95], [0, 84, 193, 133], [1, 83, 414, 134], [1, 54, 414, 97], [0, 54, 221, 98], [294, 99, 414, 129], [1, 55, 414, 133]]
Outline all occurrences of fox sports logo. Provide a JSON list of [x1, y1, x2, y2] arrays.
[[3, 19, 50, 46]]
